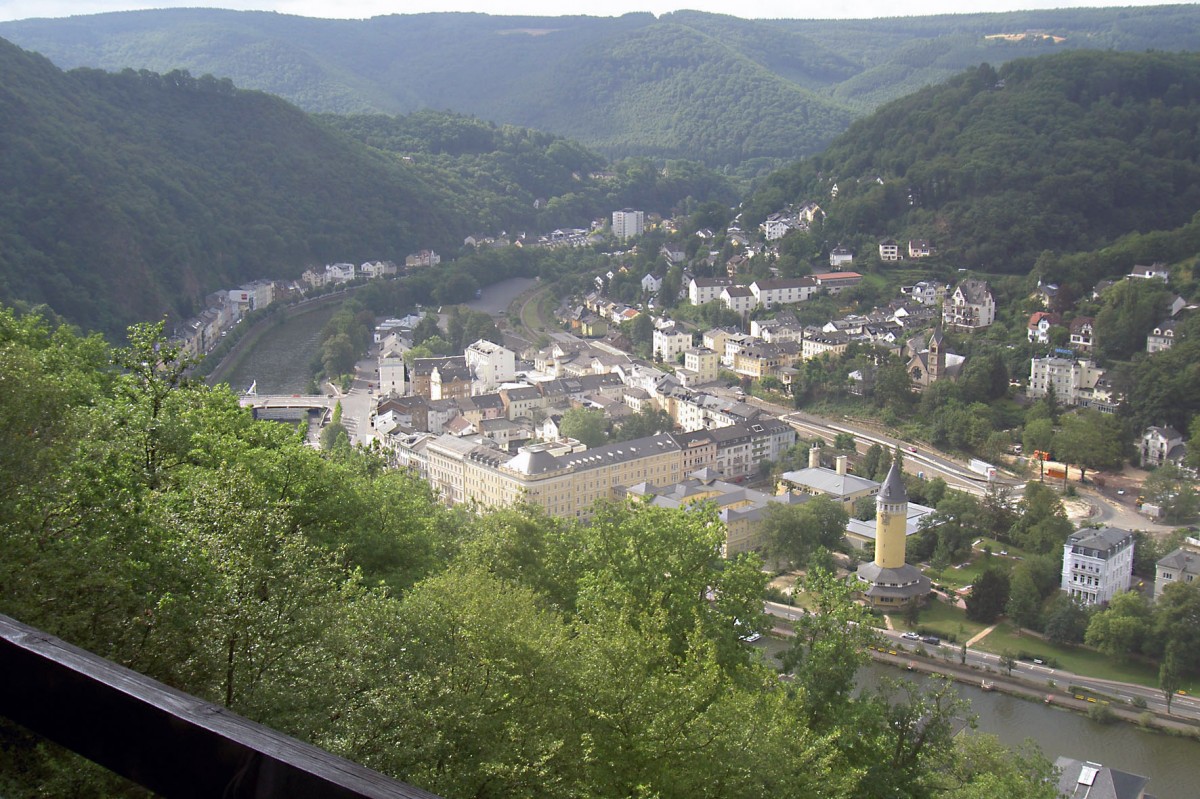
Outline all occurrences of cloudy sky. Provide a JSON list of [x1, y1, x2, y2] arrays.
[[0, 1, 1180, 24]]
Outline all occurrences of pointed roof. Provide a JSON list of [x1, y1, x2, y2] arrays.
[[878, 460, 907, 504]]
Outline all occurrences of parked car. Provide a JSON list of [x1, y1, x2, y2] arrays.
[[901, 632, 920, 641]]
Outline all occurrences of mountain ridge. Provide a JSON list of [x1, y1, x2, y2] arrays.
[[8, 6, 1200, 168]]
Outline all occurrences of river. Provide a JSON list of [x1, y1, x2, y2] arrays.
[[755, 637, 1197, 799], [218, 303, 338, 395]]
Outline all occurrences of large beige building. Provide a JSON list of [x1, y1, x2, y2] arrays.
[[425, 432, 685, 520]]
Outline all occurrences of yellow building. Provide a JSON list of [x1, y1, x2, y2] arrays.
[[426, 432, 684, 521], [853, 461, 930, 608]]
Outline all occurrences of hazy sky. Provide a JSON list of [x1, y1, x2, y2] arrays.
[[0, 1, 1183, 24]]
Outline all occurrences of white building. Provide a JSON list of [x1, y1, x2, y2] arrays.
[[1061, 526, 1134, 605], [689, 277, 733, 305], [750, 277, 817, 309], [653, 324, 692, 363], [943, 279, 996, 331], [612, 208, 645, 240], [378, 350, 406, 396], [1027, 357, 1110, 408], [641, 273, 663, 293], [878, 239, 900, 261], [829, 246, 854, 268], [720, 285, 758, 315], [465, 338, 517, 394]]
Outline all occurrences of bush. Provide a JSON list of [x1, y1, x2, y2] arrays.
[[1136, 712, 1156, 728], [1087, 703, 1117, 724], [1132, 696, 1147, 708], [764, 586, 793, 605]]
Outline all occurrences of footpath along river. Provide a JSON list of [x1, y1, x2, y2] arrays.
[[755, 636, 1198, 799]]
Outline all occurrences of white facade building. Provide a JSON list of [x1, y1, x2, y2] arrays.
[[465, 339, 517, 394], [1027, 357, 1110, 408], [1061, 527, 1134, 606], [612, 208, 645, 240], [689, 277, 733, 305], [653, 325, 692, 363]]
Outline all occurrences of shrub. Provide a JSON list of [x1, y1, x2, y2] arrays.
[[1087, 703, 1117, 724]]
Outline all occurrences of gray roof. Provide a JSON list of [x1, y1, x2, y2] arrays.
[[1054, 758, 1152, 799], [1067, 526, 1133, 554], [854, 562, 930, 599], [1156, 546, 1200, 576], [878, 460, 907, 503], [781, 467, 878, 499]]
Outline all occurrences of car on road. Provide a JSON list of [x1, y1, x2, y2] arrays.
[[908, 446, 917, 453], [901, 632, 920, 640], [920, 635, 941, 645]]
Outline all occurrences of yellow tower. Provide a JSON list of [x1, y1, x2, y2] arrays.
[[873, 459, 909, 569]]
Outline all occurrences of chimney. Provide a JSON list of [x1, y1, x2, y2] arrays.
[[836, 455, 848, 476], [809, 446, 821, 469]]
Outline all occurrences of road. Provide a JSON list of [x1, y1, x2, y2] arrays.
[[713, 387, 1017, 497], [761, 601, 1200, 723]]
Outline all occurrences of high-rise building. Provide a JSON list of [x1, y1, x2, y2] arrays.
[[612, 208, 645, 241]]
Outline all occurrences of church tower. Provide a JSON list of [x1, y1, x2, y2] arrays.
[[927, 327, 945, 384], [873, 460, 909, 569]]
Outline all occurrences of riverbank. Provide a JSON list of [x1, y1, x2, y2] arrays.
[[767, 619, 1200, 739]]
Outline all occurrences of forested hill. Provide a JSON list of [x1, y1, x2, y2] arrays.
[[0, 37, 462, 336], [0, 38, 734, 338], [4, 7, 1200, 170], [744, 49, 1200, 282]]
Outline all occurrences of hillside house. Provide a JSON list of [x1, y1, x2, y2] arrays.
[[943, 279, 996, 331], [1027, 311, 1060, 344], [1069, 316, 1095, 352], [1140, 425, 1186, 469]]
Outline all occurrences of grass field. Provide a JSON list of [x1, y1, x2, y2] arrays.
[[895, 599, 1200, 693], [892, 597, 989, 643]]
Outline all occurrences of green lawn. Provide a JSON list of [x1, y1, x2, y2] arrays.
[[895, 606, 1200, 694], [890, 597, 989, 643], [970, 623, 1187, 690]]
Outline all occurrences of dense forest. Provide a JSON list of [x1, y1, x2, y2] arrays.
[[5, 7, 1200, 169], [0, 306, 1059, 798], [0, 38, 732, 337], [744, 50, 1200, 287]]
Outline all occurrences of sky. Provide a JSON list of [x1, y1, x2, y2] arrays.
[[0, 0, 1183, 24]]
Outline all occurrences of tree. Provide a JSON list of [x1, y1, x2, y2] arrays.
[[613, 406, 674, 441], [1005, 570, 1042, 632], [1021, 418, 1054, 461], [558, 407, 608, 447], [782, 569, 878, 728], [1160, 642, 1183, 714], [1150, 581, 1200, 667], [761, 496, 849, 569], [1008, 481, 1072, 554], [965, 568, 1010, 623], [1053, 409, 1128, 482], [1043, 595, 1089, 645], [834, 432, 856, 451], [1141, 462, 1199, 522], [1000, 651, 1016, 676], [1085, 590, 1152, 661]]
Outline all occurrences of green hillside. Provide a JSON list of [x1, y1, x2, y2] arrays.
[[744, 50, 1200, 278], [4, 7, 1200, 168], [0, 37, 735, 336], [0, 38, 463, 336]]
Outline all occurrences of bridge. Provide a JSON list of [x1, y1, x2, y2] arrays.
[[239, 394, 338, 411]]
